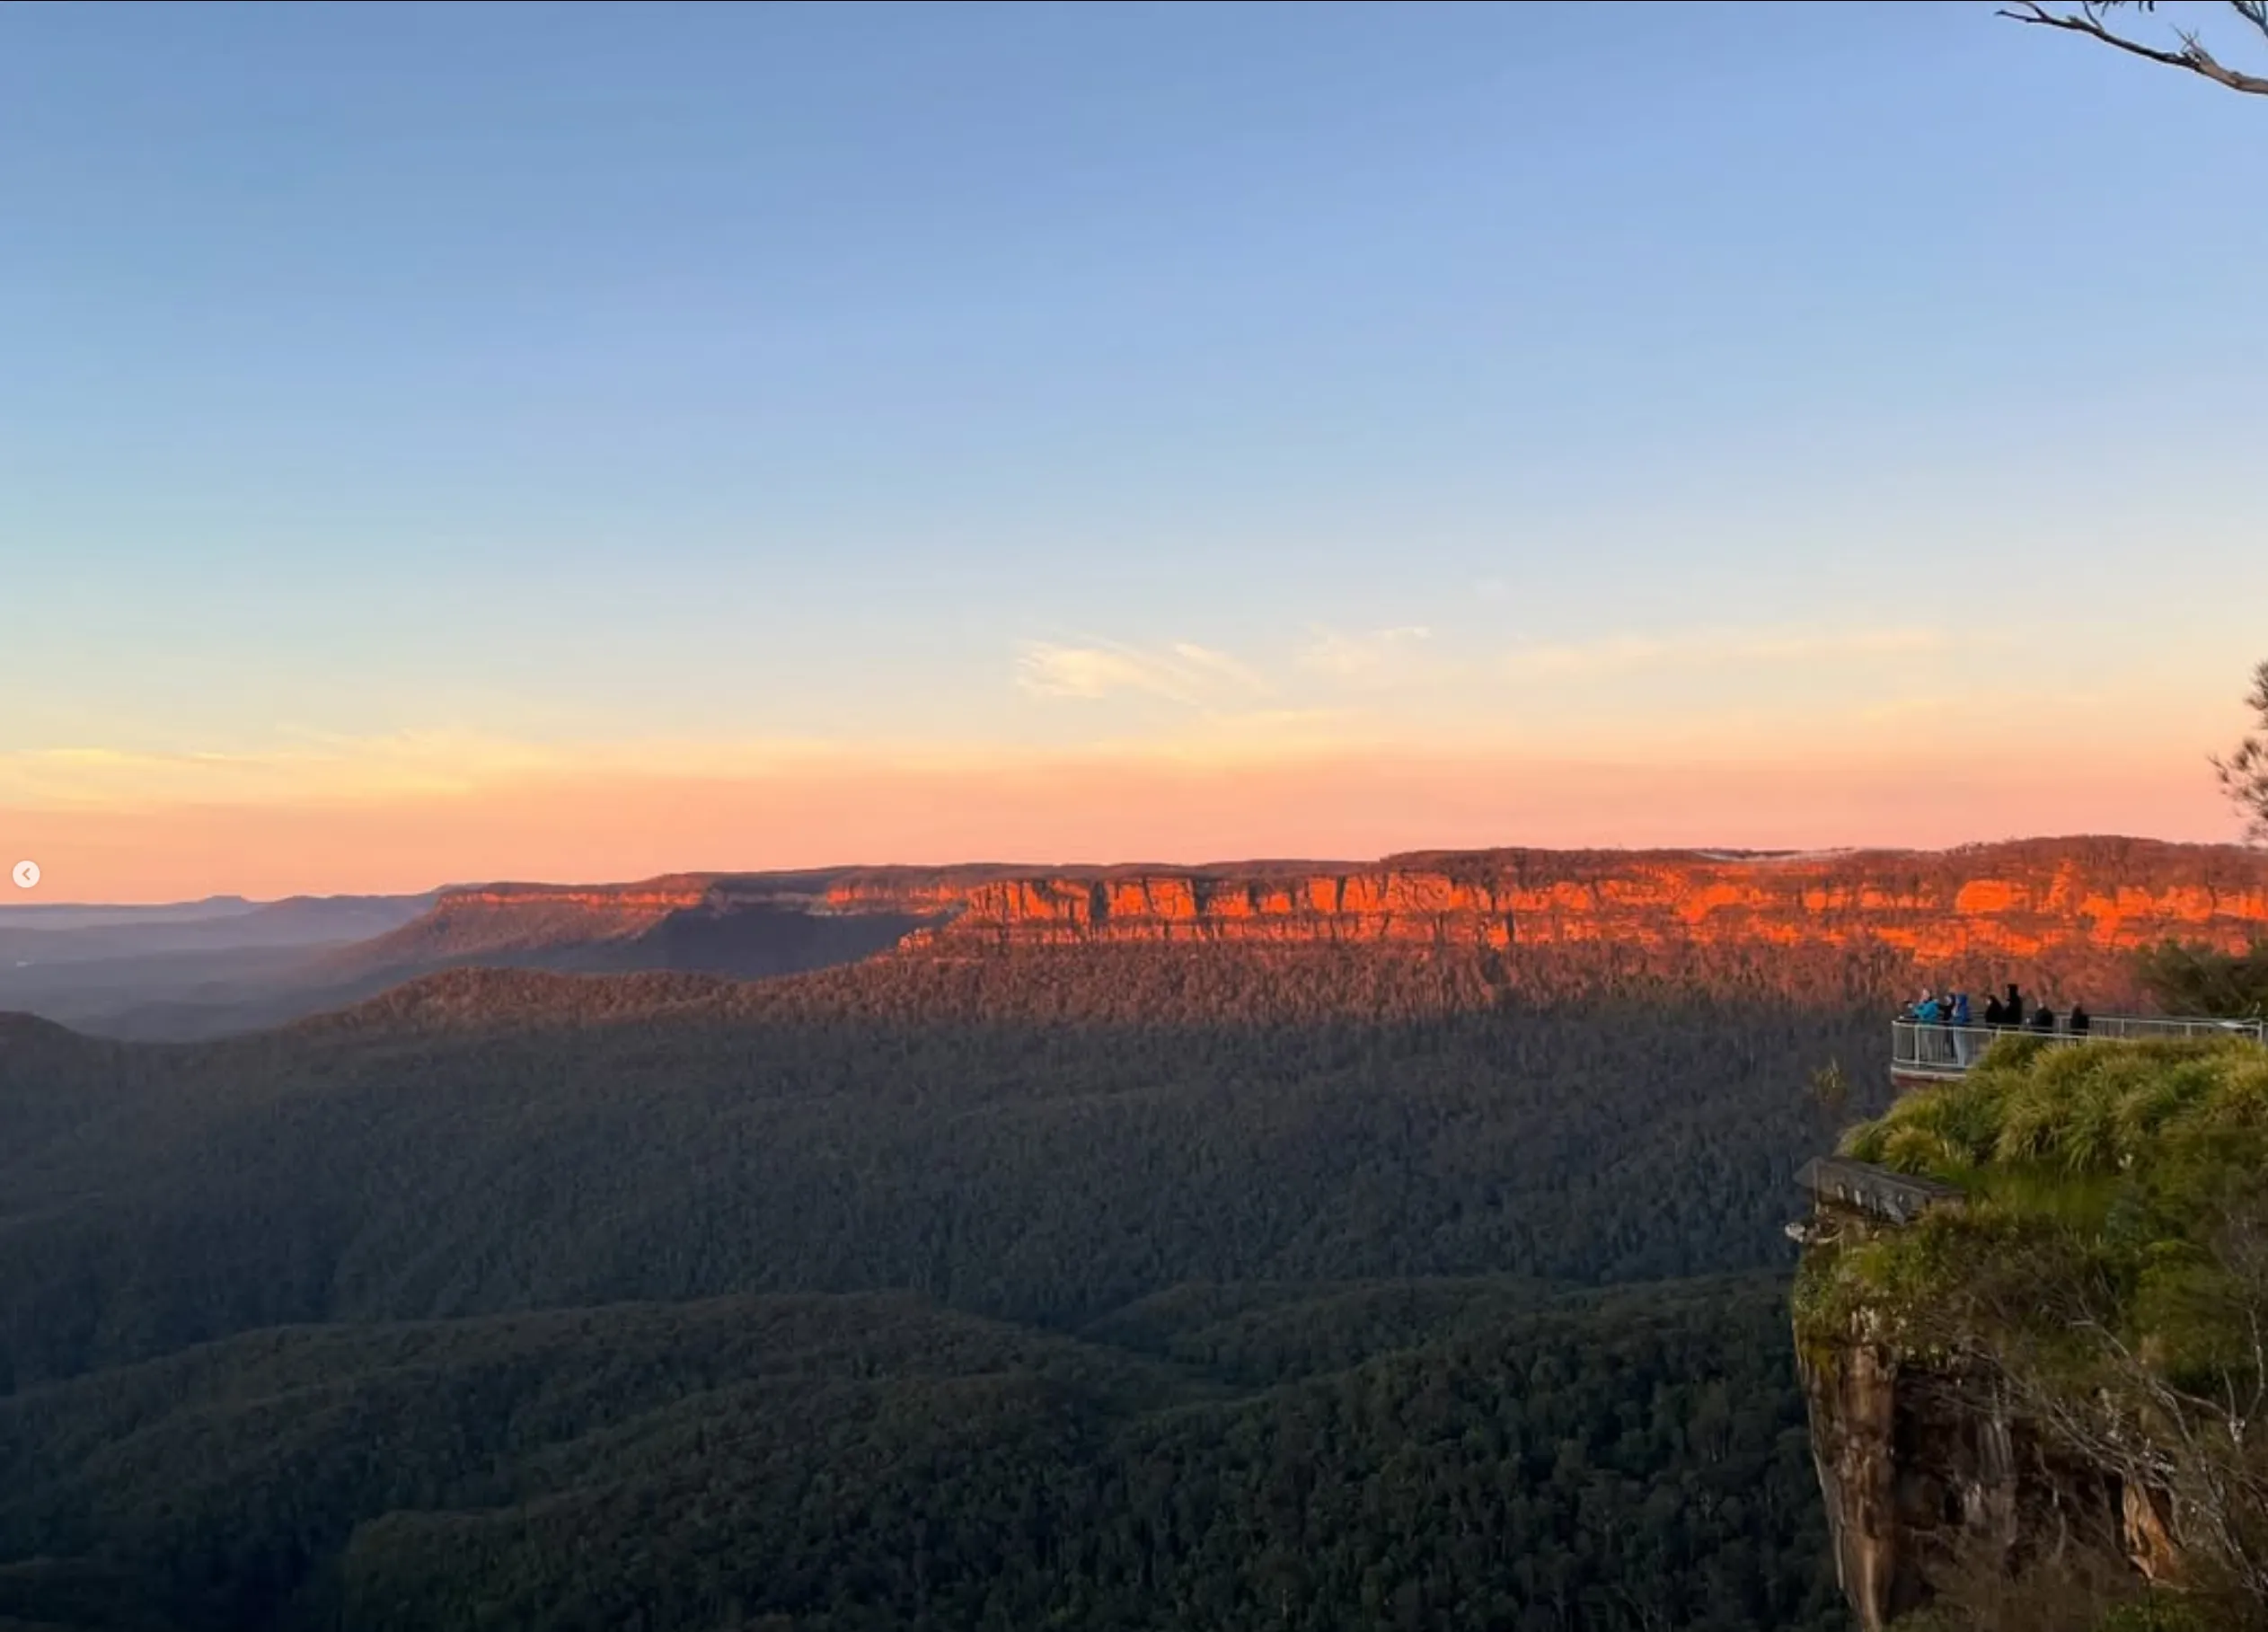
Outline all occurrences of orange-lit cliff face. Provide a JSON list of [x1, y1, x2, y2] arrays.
[[376, 838, 2268, 1003], [895, 836, 2268, 965]]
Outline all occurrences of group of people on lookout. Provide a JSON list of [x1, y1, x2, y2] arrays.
[[1901, 983, 2092, 1067]]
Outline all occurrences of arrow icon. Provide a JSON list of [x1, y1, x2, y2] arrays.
[[11, 860, 38, 890]]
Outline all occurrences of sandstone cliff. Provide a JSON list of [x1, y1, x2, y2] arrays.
[[356, 837, 2268, 1006], [1797, 1332, 2167, 1632], [905, 834, 2267, 966]]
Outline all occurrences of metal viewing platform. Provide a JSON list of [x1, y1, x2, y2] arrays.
[[1786, 1156, 1967, 1246], [1794, 1156, 1965, 1228], [1892, 1014, 2267, 1083]]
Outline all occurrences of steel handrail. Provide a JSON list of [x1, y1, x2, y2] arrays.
[[1891, 1015, 2266, 1076]]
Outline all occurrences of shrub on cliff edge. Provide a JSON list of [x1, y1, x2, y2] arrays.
[[1798, 1037, 2268, 1623]]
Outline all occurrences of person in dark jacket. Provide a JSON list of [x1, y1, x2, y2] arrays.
[[2031, 1001, 2057, 1034], [2004, 984, 2024, 1029], [1984, 994, 2007, 1028], [2069, 1003, 2091, 1036]]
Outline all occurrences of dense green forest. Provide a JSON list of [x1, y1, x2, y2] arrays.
[[0, 1277, 1842, 1632], [0, 949, 1869, 1628]]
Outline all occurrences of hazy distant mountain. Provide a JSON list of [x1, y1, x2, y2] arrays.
[[0, 895, 261, 931], [0, 894, 437, 1040], [318, 873, 958, 984], [0, 893, 436, 964]]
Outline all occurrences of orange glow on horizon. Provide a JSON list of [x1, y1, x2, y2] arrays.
[[1, 745, 2241, 903]]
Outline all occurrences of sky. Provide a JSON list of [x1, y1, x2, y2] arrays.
[[3, 1, 2264, 901]]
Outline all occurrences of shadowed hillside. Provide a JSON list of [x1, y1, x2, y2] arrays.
[[8, 837, 2261, 1629], [0, 949, 1888, 1389]]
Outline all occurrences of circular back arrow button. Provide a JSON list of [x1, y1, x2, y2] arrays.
[[11, 860, 39, 889]]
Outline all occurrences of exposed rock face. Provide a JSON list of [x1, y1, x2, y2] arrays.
[[1795, 1181, 2204, 1632], [913, 838, 2268, 961], [1804, 1339, 1916, 1631], [358, 837, 2268, 1003], [1797, 1329, 2187, 1631]]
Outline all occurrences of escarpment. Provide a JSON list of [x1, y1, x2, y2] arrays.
[[349, 837, 2268, 1006], [911, 837, 2268, 965]]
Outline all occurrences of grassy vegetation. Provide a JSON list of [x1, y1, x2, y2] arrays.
[[1796, 1035, 2268, 1363], [1796, 1035, 2268, 1628]]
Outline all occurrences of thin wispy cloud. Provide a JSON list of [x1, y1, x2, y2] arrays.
[[0, 731, 611, 809], [2, 624, 1977, 816], [1300, 625, 1435, 685], [1017, 641, 1269, 706], [0, 729, 902, 811], [1502, 627, 1948, 681]]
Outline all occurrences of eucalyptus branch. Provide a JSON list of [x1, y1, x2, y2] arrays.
[[2214, 660, 2268, 842], [1998, 0, 2268, 94]]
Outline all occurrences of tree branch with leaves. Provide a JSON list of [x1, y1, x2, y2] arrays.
[[1897, 1208, 2268, 1620], [2216, 659, 2268, 843], [1999, 0, 2268, 95]]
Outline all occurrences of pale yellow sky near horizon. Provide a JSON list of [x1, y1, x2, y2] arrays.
[[6, 619, 2258, 902], [4, 732, 2246, 903]]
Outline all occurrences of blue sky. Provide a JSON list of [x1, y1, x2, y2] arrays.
[[3, 2, 2264, 894]]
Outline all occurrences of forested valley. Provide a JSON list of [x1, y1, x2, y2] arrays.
[[0, 947, 1877, 1630]]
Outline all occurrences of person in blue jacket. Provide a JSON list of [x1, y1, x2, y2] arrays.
[[1950, 991, 1973, 1063], [1913, 992, 1944, 1063]]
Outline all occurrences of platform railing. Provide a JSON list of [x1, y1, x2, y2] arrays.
[[1892, 1015, 2267, 1079]]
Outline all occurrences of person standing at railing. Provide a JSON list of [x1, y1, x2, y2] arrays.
[[1914, 991, 1945, 1063], [2069, 1003, 2091, 1037], [1950, 991, 1973, 1063], [2003, 984, 2025, 1030], [2030, 1001, 2058, 1034]]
